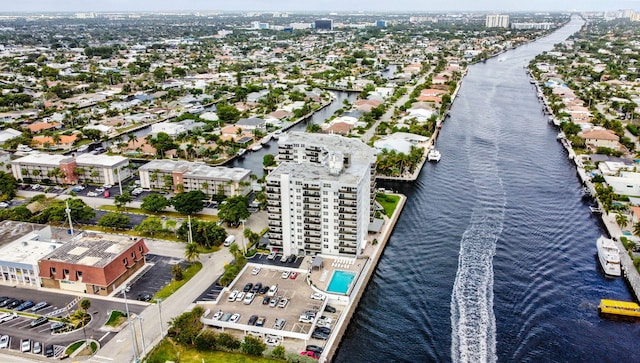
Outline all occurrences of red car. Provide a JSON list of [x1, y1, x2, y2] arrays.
[[290, 272, 298, 280], [300, 351, 319, 359]]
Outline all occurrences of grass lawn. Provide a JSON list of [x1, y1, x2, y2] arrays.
[[65, 340, 85, 355], [82, 226, 183, 242], [98, 205, 218, 222], [104, 310, 127, 327], [153, 262, 203, 301], [376, 193, 400, 218], [147, 338, 283, 363]]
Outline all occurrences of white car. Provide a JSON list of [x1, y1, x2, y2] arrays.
[[0, 313, 17, 323], [0, 202, 9, 209], [264, 336, 280, 347], [278, 298, 289, 308], [213, 310, 224, 320], [87, 191, 98, 197], [0, 335, 8, 349], [243, 293, 255, 305], [251, 266, 261, 275], [280, 254, 288, 263], [235, 291, 245, 302], [310, 292, 326, 301], [227, 290, 239, 302], [267, 252, 276, 260], [273, 318, 286, 330], [21, 339, 30, 353], [299, 314, 314, 323], [267, 285, 278, 297], [229, 313, 241, 323], [281, 271, 290, 279]]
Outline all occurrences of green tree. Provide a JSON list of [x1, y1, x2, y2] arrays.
[[171, 190, 206, 215], [216, 102, 240, 123], [216, 333, 241, 350], [217, 195, 250, 226], [79, 298, 91, 344], [114, 192, 133, 209], [616, 212, 629, 230], [0, 172, 18, 201], [148, 132, 178, 157], [40, 198, 94, 224], [263, 154, 276, 167], [171, 264, 183, 281], [241, 336, 267, 356], [177, 219, 227, 247], [168, 306, 204, 345], [185, 243, 200, 262], [97, 212, 130, 230], [194, 330, 217, 351], [134, 216, 164, 236], [140, 194, 170, 213], [271, 345, 286, 359]]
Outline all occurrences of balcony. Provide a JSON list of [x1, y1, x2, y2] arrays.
[[304, 224, 322, 231], [339, 242, 358, 248], [339, 248, 357, 255], [268, 220, 282, 227], [305, 204, 321, 211], [339, 228, 357, 235], [305, 184, 321, 191], [339, 234, 357, 241], [339, 208, 357, 214], [305, 244, 322, 251], [303, 191, 320, 197], [339, 201, 357, 207], [303, 197, 321, 204], [339, 194, 357, 200], [304, 218, 321, 224], [304, 231, 321, 238], [267, 207, 281, 214], [304, 211, 321, 218], [304, 237, 322, 244], [268, 232, 283, 240], [266, 188, 280, 193]]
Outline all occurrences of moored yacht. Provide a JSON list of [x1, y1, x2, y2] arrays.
[[597, 236, 621, 277], [427, 148, 441, 162]]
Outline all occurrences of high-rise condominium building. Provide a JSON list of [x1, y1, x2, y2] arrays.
[[486, 14, 510, 28], [266, 132, 376, 257]]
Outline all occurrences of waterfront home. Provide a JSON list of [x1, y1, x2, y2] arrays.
[[32, 134, 78, 150], [603, 171, 640, 197], [25, 122, 62, 134], [579, 129, 620, 150], [236, 117, 267, 133], [0, 128, 22, 143]]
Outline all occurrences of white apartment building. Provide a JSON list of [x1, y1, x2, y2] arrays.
[[138, 159, 251, 197], [266, 132, 376, 257], [486, 14, 510, 28], [75, 153, 131, 186]]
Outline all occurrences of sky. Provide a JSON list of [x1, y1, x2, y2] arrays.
[[3, 0, 640, 13]]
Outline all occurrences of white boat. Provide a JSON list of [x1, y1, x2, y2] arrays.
[[427, 148, 441, 162], [597, 236, 621, 277], [589, 206, 602, 214], [273, 130, 284, 139], [251, 144, 263, 151], [556, 131, 566, 140], [237, 149, 246, 158], [260, 134, 272, 145]]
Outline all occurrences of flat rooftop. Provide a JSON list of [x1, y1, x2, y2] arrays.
[[41, 233, 141, 268], [268, 160, 369, 186], [12, 153, 73, 166], [0, 221, 78, 267], [75, 153, 129, 167], [185, 164, 250, 181]]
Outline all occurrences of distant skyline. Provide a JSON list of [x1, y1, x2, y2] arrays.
[[3, 0, 640, 13]]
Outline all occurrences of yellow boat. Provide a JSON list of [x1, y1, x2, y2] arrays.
[[598, 299, 640, 320]]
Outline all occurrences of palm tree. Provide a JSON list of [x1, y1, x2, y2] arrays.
[[634, 221, 640, 237], [616, 212, 629, 230], [184, 242, 200, 262], [79, 298, 91, 346], [228, 242, 239, 258]]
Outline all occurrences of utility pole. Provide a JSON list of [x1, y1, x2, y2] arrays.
[[122, 287, 138, 362], [65, 200, 73, 236]]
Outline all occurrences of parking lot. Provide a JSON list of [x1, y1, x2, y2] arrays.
[[251, 253, 305, 269], [202, 263, 328, 335], [117, 254, 186, 301]]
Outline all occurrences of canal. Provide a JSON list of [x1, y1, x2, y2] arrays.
[[333, 16, 640, 363]]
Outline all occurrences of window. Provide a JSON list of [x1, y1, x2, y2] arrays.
[[324, 244, 329, 248], [138, 245, 143, 252], [131, 252, 135, 258], [49, 267, 56, 275], [76, 271, 83, 279], [123, 258, 128, 266], [63, 269, 69, 277]]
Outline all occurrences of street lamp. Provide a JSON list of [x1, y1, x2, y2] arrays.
[[122, 286, 138, 363], [157, 298, 164, 334], [241, 219, 247, 254]]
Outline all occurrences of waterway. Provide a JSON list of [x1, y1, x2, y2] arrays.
[[226, 91, 357, 178], [334, 16, 640, 363]]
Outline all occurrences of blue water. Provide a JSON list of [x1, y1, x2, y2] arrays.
[[327, 270, 356, 294], [335, 16, 640, 363]]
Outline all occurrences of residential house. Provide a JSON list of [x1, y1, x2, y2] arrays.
[[579, 129, 620, 150]]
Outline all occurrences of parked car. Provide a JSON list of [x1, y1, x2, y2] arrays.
[[21, 339, 30, 352], [137, 293, 152, 302], [274, 318, 286, 330], [306, 345, 324, 354], [287, 254, 296, 263], [251, 266, 261, 275], [265, 336, 280, 347], [16, 300, 34, 311], [267, 285, 278, 297], [259, 285, 269, 294], [311, 331, 329, 340], [278, 298, 289, 308], [87, 191, 98, 197], [255, 316, 266, 327], [220, 313, 232, 322], [280, 254, 288, 263], [235, 291, 245, 302], [243, 293, 255, 305], [299, 314, 314, 323], [44, 344, 54, 357], [300, 351, 319, 359], [212, 310, 224, 320], [33, 341, 42, 354], [227, 290, 239, 302], [31, 301, 48, 312], [281, 271, 290, 279], [0, 312, 17, 323], [267, 252, 276, 260], [0, 335, 8, 349], [252, 282, 262, 293], [269, 296, 280, 308], [243, 282, 253, 292], [290, 272, 298, 280], [8, 299, 23, 309], [310, 292, 325, 301], [247, 315, 258, 326], [30, 317, 48, 328], [50, 321, 66, 331], [262, 296, 270, 305], [314, 326, 331, 334], [0, 202, 9, 209], [324, 305, 337, 313], [229, 313, 241, 323]]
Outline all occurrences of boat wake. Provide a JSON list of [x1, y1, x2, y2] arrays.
[[450, 115, 505, 363]]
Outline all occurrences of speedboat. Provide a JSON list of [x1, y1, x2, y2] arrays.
[[427, 148, 441, 162], [251, 144, 263, 151], [597, 236, 621, 277]]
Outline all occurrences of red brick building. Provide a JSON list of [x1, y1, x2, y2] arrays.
[[38, 234, 148, 296]]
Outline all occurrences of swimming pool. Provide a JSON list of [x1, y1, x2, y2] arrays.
[[327, 270, 356, 294]]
